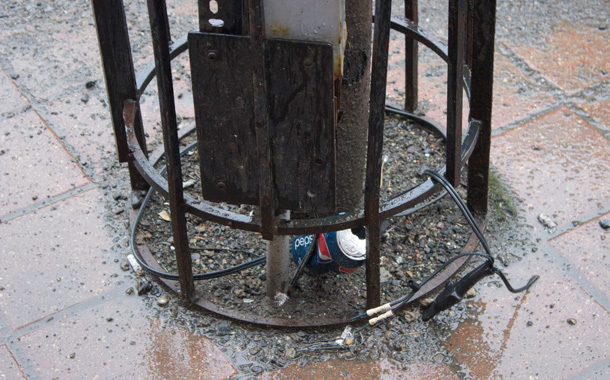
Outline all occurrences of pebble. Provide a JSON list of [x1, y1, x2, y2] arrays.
[[420, 298, 434, 309], [402, 311, 417, 323], [537, 214, 557, 230], [119, 257, 131, 271], [125, 287, 135, 295], [136, 279, 152, 295], [600, 220, 610, 230], [131, 194, 143, 209], [526, 321, 533, 327], [157, 294, 171, 307], [465, 287, 478, 299], [285, 346, 296, 359], [567, 318, 577, 326]]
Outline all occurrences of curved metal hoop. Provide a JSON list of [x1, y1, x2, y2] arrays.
[[123, 15, 481, 327], [128, 16, 479, 236]]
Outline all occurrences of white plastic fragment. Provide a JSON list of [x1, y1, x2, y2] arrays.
[[127, 254, 144, 276], [274, 292, 289, 307]]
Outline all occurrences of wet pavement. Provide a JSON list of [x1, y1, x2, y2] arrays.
[[1, 0, 609, 379]]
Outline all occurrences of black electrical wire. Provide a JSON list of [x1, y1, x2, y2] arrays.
[[352, 169, 538, 326], [129, 142, 267, 281], [423, 169, 492, 258]]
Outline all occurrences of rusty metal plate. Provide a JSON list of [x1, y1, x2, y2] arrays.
[[188, 31, 336, 214]]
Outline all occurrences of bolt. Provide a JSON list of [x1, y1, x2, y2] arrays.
[[207, 50, 218, 61]]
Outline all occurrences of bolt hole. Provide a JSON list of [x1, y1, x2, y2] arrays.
[[209, 18, 224, 28], [207, 50, 218, 61], [209, 0, 219, 14], [216, 181, 227, 191], [314, 158, 324, 165]]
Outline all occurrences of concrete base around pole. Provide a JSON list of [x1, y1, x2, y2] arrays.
[[266, 211, 291, 299]]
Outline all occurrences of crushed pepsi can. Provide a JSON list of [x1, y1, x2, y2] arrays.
[[291, 227, 366, 275]]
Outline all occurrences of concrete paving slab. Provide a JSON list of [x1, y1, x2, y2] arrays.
[[44, 93, 119, 177], [0, 345, 26, 380], [492, 53, 557, 130], [550, 213, 610, 301], [0, 189, 117, 330], [491, 108, 610, 229], [0, 110, 89, 217], [507, 24, 609, 94], [445, 250, 610, 379], [0, 2, 102, 102], [262, 357, 458, 380], [0, 71, 30, 120], [17, 295, 236, 380]]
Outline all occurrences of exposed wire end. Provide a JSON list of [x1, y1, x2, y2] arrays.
[[366, 303, 392, 316], [369, 310, 394, 325], [494, 269, 540, 293]]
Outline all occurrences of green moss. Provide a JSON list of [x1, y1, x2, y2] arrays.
[[488, 170, 518, 223]]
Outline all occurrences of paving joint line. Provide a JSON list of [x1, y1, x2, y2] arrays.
[[0, 182, 98, 223], [537, 239, 610, 314], [0, 57, 106, 183], [568, 356, 610, 380], [0, 286, 132, 380], [548, 205, 610, 241]]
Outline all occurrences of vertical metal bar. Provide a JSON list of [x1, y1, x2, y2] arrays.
[[247, 0, 276, 240], [467, 0, 496, 215], [364, 0, 392, 309], [91, 0, 148, 190], [466, 0, 474, 68], [404, 0, 418, 113], [446, 0, 467, 186], [146, 0, 194, 300]]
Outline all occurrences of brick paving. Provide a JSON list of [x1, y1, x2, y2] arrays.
[[1, 1, 608, 379]]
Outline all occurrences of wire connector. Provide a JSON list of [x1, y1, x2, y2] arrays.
[[366, 302, 392, 316], [369, 310, 394, 325]]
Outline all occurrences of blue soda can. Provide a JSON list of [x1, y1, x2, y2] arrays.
[[291, 228, 367, 274]]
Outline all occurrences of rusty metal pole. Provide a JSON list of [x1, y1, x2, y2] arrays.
[[404, 0, 419, 113], [467, 0, 496, 215], [146, 0, 195, 301], [446, 0, 467, 186], [364, 0, 392, 309]]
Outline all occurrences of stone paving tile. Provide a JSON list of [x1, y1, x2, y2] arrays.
[[491, 108, 610, 229], [0, 111, 89, 217], [508, 24, 609, 94], [17, 295, 235, 380], [550, 214, 610, 301], [44, 92, 121, 177], [0, 2, 103, 103], [445, 249, 610, 379], [385, 42, 556, 133], [0, 345, 26, 380], [0, 71, 30, 120], [492, 53, 557, 129], [0, 189, 118, 330], [262, 357, 458, 380]]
